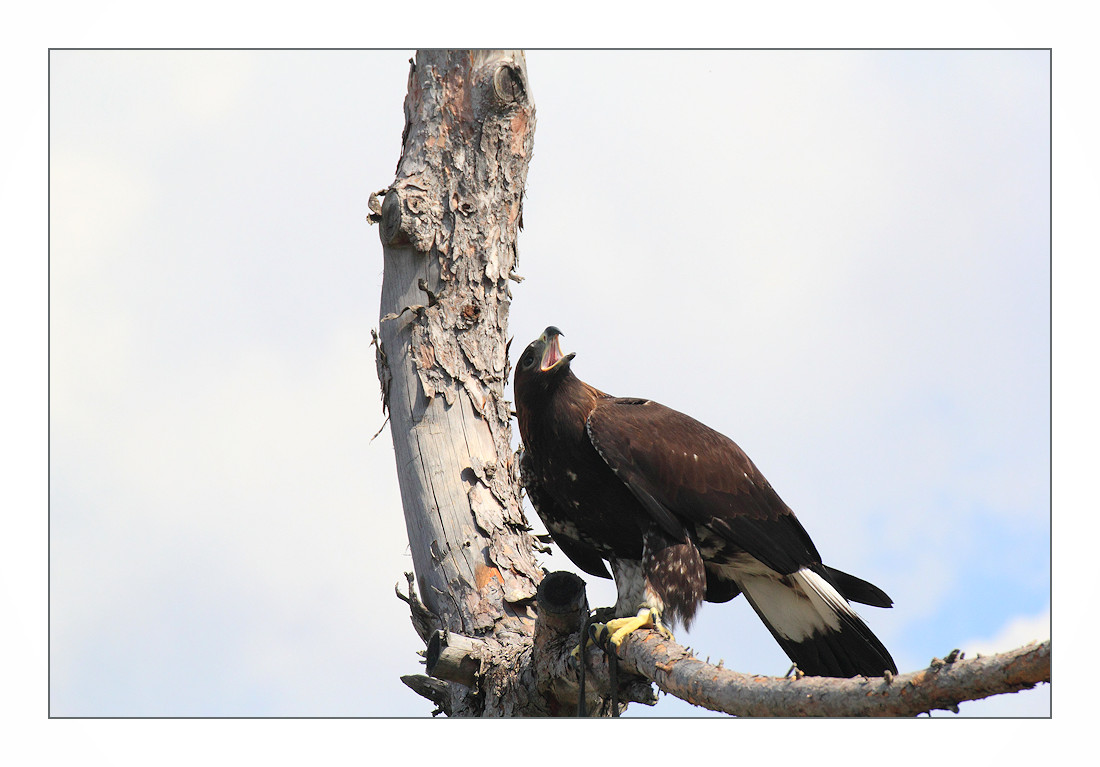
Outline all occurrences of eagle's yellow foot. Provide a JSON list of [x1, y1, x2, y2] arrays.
[[592, 607, 674, 650]]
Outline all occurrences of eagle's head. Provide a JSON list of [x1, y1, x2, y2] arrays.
[[513, 326, 576, 398]]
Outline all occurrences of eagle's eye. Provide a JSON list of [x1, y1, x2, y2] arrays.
[[522, 352, 536, 368]]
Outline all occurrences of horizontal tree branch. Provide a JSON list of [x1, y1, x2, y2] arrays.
[[610, 629, 1050, 717]]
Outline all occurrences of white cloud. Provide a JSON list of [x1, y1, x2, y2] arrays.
[[963, 608, 1050, 658]]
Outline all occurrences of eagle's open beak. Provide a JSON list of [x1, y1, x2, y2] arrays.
[[539, 326, 575, 371]]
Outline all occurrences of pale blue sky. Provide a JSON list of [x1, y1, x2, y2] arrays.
[[46, 49, 1050, 721]]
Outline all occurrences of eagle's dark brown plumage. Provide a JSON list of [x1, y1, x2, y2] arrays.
[[514, 327, 897, 678]]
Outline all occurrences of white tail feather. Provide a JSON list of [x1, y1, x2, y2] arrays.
[[723, 558, 854, 642]]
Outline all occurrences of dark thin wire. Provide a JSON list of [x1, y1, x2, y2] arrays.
[[577, 611, 594, 717], [608, 648, 620, 716]]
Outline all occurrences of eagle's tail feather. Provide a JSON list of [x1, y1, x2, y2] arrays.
[[738, 567, 897, 678], [819, 564, 894, 608]]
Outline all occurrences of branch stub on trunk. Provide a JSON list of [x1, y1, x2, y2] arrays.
[[380, 188, 409, 247]]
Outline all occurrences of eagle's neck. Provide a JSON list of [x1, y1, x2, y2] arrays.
[[520, 371, 607, 453]]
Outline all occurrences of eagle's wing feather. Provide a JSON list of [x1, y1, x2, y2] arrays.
[[550, 532, 613, 580], [585, 397, 822, 575], [520, 448, 612, 579]]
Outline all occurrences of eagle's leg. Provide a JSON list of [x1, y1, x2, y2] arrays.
[[593, 532, 700, 649]]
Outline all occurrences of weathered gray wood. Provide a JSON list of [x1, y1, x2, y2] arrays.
[[426, 630, 487, 687], [374, 50, 543, 717], [399, 675, 450, 716]]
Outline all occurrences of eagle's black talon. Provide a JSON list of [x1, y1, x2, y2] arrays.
[[581, 606, 619, 654], [589, 621, 612, 651]]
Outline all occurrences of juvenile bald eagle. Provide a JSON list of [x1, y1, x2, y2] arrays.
[[515, 327, 896, 678]]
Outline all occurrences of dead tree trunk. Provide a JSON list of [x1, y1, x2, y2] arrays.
[[371, 50, 546, 717], [371, 50, 1049, 718]]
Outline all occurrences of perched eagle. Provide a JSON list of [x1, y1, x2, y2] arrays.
[[515, 327, 897, 678]]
